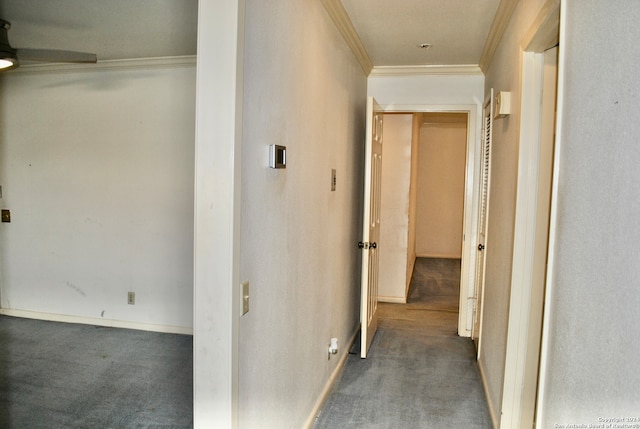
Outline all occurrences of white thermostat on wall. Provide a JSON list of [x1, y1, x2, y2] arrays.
[[269, 145, 286, 169], [494, 91, 511, 119]]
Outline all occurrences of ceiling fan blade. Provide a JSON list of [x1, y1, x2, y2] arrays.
[[16, 48, 97, 64]]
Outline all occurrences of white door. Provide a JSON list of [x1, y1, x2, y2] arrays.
[[472, 90, 494, 352], [359, 97, 383, 358]]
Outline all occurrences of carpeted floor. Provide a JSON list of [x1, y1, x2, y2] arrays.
[[313, 258, 492, 428], [0, 316, 193, 429]]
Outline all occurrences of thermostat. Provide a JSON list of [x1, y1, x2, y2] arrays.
[[269, 145, 286, 169], [494, 91, 511, 119]]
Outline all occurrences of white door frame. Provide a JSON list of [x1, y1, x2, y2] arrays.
[[500, 0, 560, 427], [193, 1, 245, 427], [382, 103, 481, 337]]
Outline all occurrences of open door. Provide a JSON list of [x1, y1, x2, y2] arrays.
[[472, 90, 494, 353], [359, 97, 383, 358]]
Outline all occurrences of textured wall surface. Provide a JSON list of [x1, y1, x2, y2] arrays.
[[238, 0, 367, 426], [539, 0, 640, 424]]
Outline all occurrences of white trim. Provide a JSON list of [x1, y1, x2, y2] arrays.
[[498, 1, 561, 427], [321, 0, 373, 75], [370, 65, 482, 77], [415, 253, 462, 259], [5, 56, 197, 75], [303, 328, 360, 429], [0, 308, 192, 335], [536, 2, 565, 426], [479, 0, 520, 73], [378, 295, 407, 304], [193, 0, 244, 427], [500, 50, 545, 428], [382, 103, 480, 338]]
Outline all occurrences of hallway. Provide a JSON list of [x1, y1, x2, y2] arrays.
[[313, 258, 492, 428]]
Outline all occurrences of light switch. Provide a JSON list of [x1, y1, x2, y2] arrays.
[[241, 281, 250, 316], [1, 209, 10, 223]]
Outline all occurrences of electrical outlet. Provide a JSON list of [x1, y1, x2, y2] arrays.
[[127, 291, 135, 305]]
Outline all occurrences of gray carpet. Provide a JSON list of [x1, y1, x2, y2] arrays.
[[313, 258, 492, 428], [0, 316, 193, 429]]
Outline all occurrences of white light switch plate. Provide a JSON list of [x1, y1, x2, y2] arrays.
[[241, 281, 249, 315]]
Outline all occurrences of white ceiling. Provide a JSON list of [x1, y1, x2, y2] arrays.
[[0, 0, 198, 61], [1, 0, 500, 67], [342, 0, 501, 67]]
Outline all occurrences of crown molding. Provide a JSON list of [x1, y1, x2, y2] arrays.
[[370, 64, 483, 77], [479, 0, 520, 73], [321, 0, 373, 75], [521, 0, 560, 52], [3, 55, 197, 75]]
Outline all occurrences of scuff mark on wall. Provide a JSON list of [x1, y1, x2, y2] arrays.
[[66, 281, 87, 297]]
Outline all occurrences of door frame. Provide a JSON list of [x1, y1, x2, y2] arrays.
[[499, 0, 560, 427], [382, 103, 480, 337], [193, 0, 244, 427]]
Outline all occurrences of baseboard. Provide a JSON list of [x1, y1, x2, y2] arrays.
[[302, 327, 360, 429], [416, 253, 462, 259], [0, 308, 193, 336], [378, 295, 407, 304], [478, 358, 499, 429]]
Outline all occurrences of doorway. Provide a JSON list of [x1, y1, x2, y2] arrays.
[[377, 105, 481, 337]]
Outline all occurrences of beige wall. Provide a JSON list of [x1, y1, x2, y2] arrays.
[[479, 0, 547, 422], [415, 121, 467, 258]]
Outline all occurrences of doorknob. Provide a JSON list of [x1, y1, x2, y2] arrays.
[[478, 244, 485, 251], [358, 241, 366, 249], [370, 242, 377, 249]]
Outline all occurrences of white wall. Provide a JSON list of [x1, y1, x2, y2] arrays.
[[368, 73, 484, 108], [538, 0, 640, 424], [415, 122, 466, 258], [0, 61, 196, 330], [379, 114, 413, 302], [237, 0, 367, 427]]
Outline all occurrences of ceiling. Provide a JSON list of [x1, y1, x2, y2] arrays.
[[342, 0, 501, 67], [0, 0, 500, 67], [0, 0, 198, 62]]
